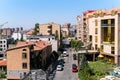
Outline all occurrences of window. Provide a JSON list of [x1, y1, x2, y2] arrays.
[[95, 28, 98, 34], [48, 38, 50, 41], [95, 19, 98, 26], [24, 72, 26, 76], [111, 47, 114, 54], [95, 36, 98, 43], [95, 44, 98, 50], [0, 48, 2, 51], [23, 49, 27, 51], [22, 63, 27, 69], [22, 53, 27, 59], [84, 35, 86, 38]]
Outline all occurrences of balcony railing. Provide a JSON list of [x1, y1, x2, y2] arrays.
[[101, 24, 115, 27]]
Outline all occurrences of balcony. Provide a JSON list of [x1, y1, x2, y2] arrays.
[[101, 24, 114, 27], [102, 42, 114, 45], [48, 26, 52, 29], [47, 30, 52, 35]]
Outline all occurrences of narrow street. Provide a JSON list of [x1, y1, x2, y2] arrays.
[[53, 48, 78, 80]]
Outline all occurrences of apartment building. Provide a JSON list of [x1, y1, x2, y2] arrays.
[[7, 40, 52, 80], [0, 37, 13, 59], [76, 16, 82, 40], [0, 28, 12, 36], [87, 8, 120, 65], [39, 23, 61, 41], [61, 23, 70, 38], [77, 10, 95, 44]]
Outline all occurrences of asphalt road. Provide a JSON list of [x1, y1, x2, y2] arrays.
[[53, 48, 78, 80]]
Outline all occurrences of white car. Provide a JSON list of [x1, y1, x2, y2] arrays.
[[56, 65, 63, 71], [63, 51, 67, 54], [63, 51, 69, 56]]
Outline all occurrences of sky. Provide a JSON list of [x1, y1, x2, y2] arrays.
[[0, 0, 120, 30]]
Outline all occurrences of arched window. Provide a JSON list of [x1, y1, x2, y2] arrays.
[[23, 49, 27, 51]]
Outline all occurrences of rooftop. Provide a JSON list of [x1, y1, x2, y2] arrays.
[[7, 40, 51, 51], [0, 59, 7, 66]]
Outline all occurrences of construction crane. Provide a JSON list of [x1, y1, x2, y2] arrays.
[[0, 22, 8, 38], [0, 22, 8, 28]]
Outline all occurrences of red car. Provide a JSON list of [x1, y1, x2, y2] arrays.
[[72, 64, 78, 72]]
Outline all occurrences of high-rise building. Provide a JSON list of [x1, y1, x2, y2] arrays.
[[77, 10, 95, 44]]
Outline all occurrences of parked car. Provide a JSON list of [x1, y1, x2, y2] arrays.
[[73, 54, 77, 60], [62, 51, 68, 57], [57, 65, 63, 71], [58, 61, 64, 67], [72, 64, 78, 72]]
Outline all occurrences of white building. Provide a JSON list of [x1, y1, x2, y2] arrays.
[[12, 32, 23, 40], [26, 35, 58, 52], [0, 37, 13, 59]]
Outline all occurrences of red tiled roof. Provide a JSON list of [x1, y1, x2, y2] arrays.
[[0, 59, 7, 66], [25, 29, 34, 35], [15, 40, 51, 51], [16, 41, 34, 47], [83, 10, 96, 15]]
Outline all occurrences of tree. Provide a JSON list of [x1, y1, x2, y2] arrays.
[[33, 23, 39, 35], [79, 54, 93, 80], [70, 40, 83, 51]]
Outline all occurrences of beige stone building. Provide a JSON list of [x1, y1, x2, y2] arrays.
[[87, 8, 120, 65], [39, 23, 61, 41], [7, 40, 52, 80], [77, 10, 95, 45], [61, 23, 70, 38]]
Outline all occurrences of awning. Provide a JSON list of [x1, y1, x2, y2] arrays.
[[98, 54, 104, 58]]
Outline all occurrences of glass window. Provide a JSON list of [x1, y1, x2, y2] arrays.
[[0, 48, 2, 51], [23, 49, 27, 51], [22, 63, 27, 69], [95, 28, 98, 34], [95, 44, 98, 50], [22, 53, 27, 59], [95, 19, 98, 26], [95, 36, 98, 43]]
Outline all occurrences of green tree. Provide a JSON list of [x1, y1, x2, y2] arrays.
[[70, 40, 83, 51], [79, 55, 93, 80], [33, 23, 39, 35]]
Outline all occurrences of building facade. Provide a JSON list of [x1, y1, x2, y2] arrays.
[[61, 23, 70, 38], [12, 32, 23, 40], [7, 40, 52, 80], [26, 35, 58, 52], [87, 8, 120, 65], [39, 23, 61, 41], [77, 10, 95, 45], [0, 37, 13, 59], [76, 16, 82, 40]]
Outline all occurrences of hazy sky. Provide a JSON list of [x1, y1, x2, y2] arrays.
[[0, 0, 120, 30]]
